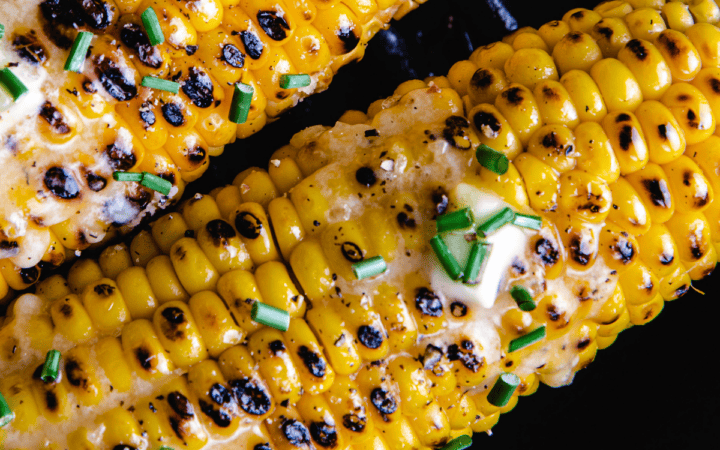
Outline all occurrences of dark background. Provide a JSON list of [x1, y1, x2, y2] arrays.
[[193, 0, 720, 448]]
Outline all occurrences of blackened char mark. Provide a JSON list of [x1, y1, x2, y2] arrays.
[[282, 419, 311, 446], [44, 167, 80, 199], [13, 32, 48, 65], [235, 212, 263, 239], [355, 167, 377, 187], [181, 67, 215, 108], [77, 0, 115, 31], [473, 111, 501, 137], [222, 44, 246, 68], [162, 102, 185, 127], [105, 143, 137, 171], [19, 266, 40, 285], [199, 399, 233, 427], [337, 23, 360, 54], [240, 30, 264, 60], [95, 56, 137, 101], [297, 345, 326, 378], [206, 219, 237, 246], [415, 287, 443, 317], [370, 388, 397, 415], [40, 102, 70, 133], [641, 179, 672, 207], [86, 172, 107, 192], [120, 23, 163, 69], [340, 242, 364, 262], [535, 238, 559, 266], [626, 39, 648, 60], [230, 377, 272, 415], [257, 10, 290, 41], [310, 422, 338, 448]]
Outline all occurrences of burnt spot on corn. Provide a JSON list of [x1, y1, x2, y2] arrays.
[[93, 283, 115, 296], [181, 67, 215, 108], [470, 68, 494, 89], [297, 345, 326, 378], [86, 172, 107, 192], [311, 422, 339, 448], [186, 145, 207, 164], [168, 391, 195, 419], [269, 339, 286, 354], [159, 306, 187, 341], [19, 266, 40, 285], [689, 231, 705, 260], [473, 111, 501, 138], [283, 419, 312, 446], [59, 302, 73, 317], [565, 31, 584, 42], [257, 10, 290, 41], [447, 341, 483, 372], [254, 444, 272, 450], [686, 109, 700, 129], [199, 399, 233, 427], [710, 76, 720, 94], [40, 0, 84, 48], [127, 186, 152, 209], [337, 23, 360, 53], [186, 45, 198, 56], [77, 0, 115, 31], [432, 188, 449, 215], [615, 113, 631, 123], [240, 31, 264, 60], [357, 325, 384, 349], [541, 131, 574, 155], [442, 116, 473, 150], [134, 346, 153, 371], [535, 237, 560, 266], [569, 235, 592, 266], [83, 79, 98, 94], [421, 344, 444, 374], [343, 412, 367, 432], [370, 388, 397, 416], [501, 86, 525, 105], [341, 242, 364, 262], [641, 178, 672, 207], [450, 301, 468, 317], [577, 338, 591, 350], [626, 39, 648, 60], [612, 234, 635, 264], [64, 358, 88, 389], [396, 212, 416, 229], [595, 25, 613, 40], [657, 124, 668, 140], [222, 44, 245, 68], [675, 284, 690, 297], [206, 219, 237, 247], [355, 167, 376, 187], [230, 377, 271, 415], [45, 390, 59, 411], [13, 31, 48, 65], [45, 167, 80, 199], [0, 240, 20, 259], [95, 56, 137, 101], [618, 125, 635, 151], [541, 86, 560, 100], [139, 106, 156, 129], [113, 446, 138, 450], [105, 143, 137, 171], [235, 212, 263, 239], [120, 23, 163, 69], [162, 102, 186, 127], [657, 32, 681, 57], [415, 287, 443, 317]]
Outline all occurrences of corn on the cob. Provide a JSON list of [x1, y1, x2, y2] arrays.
[[0, 0, 427, 294], [3, 0, 720, 448]]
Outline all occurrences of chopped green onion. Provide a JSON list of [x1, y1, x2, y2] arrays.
[[141, 172, 173, 196], [64, 31, 93, 72], [0, 68, 28, 101], [0, 390, 14, 428], [463, 241, 490, 284], [352, 255, 387, 280], [141, 7, 165, 46], [509, 326, 546, 353], [252, 302, 290, 332], [476, 144, 509, 175], [430, 235, 463, 280], [0, 24, 5, 39], [141, 76, 180, 94], [113, 171, 143, 182], [40, 349, 61, 383], [229, 82, 254, 124], [436, 207, 475, 233], [477, 207, 515, 237], [513, 213, 542, 230], [440, 435, 472, 450], [510, 285, 535, 311], [279, 73, 311, 89], [159, 447, 174, 450], [486, 372, 520, 407]]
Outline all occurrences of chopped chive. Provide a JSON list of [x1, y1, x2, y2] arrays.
[[352, 255, 387, 280], [40, 350, 61, 383], [141, 172, 173, 196], [141, 7, 165, 46], [113, 171, 143, 182], [430, 235, 463, 280], [64, 31, 93, 72], [0, 68, 28, 101], [513, 213, 542, 230], [279, 74, 311, 89], [229, 82, 254, 124], [0, 24, 4, 39], [508, 326, 546, 353], [476, 144, 509, 175], [477, 207, 515, 237], [0, 390, 14, 428], [141, 76, 180, 94], [436, 207, 475, 233], [510, 285, 535, 311], [463, 241, 490, 284], [487, 372, 520, 407], [440, 435, 472, 450], [252, 302, 290, 332]]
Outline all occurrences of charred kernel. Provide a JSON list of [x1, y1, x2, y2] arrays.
[[337, 23, 360, 53], [396, 212, 416, 229], [95, 58, 137, 101], [13, 31, 48, 65], [167, 391, 194, 418], [208, 383, 233, 406], [240, 31, 264, 59], [432, 188, 449, 215], [450, 301, 468, 317], [64, 358, 86, 388], [222, 44, 245, 68], [535, 238, 560, 265], [199, 399, 233, 427], [78, 0, 114, 30], [206, 219, 237, 246], [44, 166, 80, 199], [415, 287, 443, 317], [310, 422, 338, 448], [40, 0, 84, 28], [139, 108, 156, 127], [19, 266, 40, 284], [357, 325, 383, 349], [447, 343, 483, 372], [443, 115, 473, 150], [230, 377, 271, 415], [641, 179, 672, 207], [473, 111, 501, 136], [105, 143, 137, 171], [569, 236, 592, 266], [120, 23, 163, 69], [186, 145, 207, 163], [421, 344, 444, 372], [181, 67, 215, 108], [161, 102, 185, 127], [370, 388, 397, 415], [235, 212, 263, 239], [254, 444, 272, 450], [86, 172, 107, 192], [355, 167, 376, 187], [283, 419, 312, 446], [113, 446, 138, 450], [257, 10, 289, 41], [185, 45, 198, 55], [342, 413, 366, 432], [134, 347, 153, 370], [471, 68, 495, 89], [161, 306, 185, 325], [269, 339, 286, 354], [297, 345, 326, 378], [93, 283, 115, 296], [341, 242, 364, 262]]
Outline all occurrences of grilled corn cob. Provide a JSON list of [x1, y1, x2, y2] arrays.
[[4, 0, 720, 448], [0, 0, 426, 293]]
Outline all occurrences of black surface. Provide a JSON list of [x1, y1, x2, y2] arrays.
[[190, 1, 720, 448]]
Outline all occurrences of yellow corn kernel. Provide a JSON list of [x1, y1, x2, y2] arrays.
[[637, 223, 681, 278], [656, 29, 703, 81], [619, 261, 660, 305], [255, 260, 306, 317], [591, 17, 632, 58], [625, 7, 666, 41], [503, 48, 559, 89], [63, 345, 101, 406], [527, 124, 577, 173], [661, 82, 716, 145], [595, 285, 627, 333], [560, 69, 607, 123], [408, 401, 451, 447], [687, 243, 717, 279], [290, 239, 335, 299], [598, 222, 641, 272], [336, 293, 389, 362], [169, 237, 220, 295], [663, 155, 714, 213], [573, 121, 619, 182], [662, 1, 695, 32], [30, 362, 70, 422], [97, 243, 132, 280], [387, 356, 434, 414], [512, 32, 550, 52], [67, 259, 103, 295], [189, 291, 244, 357], [627, 294, 665, 325], [538, 20, 572, 51], [625, 162, 675, 223], [129, 229, 161, 267], [608, 176, 652, 235], [323, 375, 374, 444], [66, 427, 96, 450], [81, 279, 131, 334], [384, 191, 423, 250], [634, 100, 686, 165], [115, 96, 169, 151], [154, 301, 208, 367], [514, 153, 558, 213], [469, 41, 515, 71], [558, 170, 613, 223], [121, 319, 175, 380], [467, 67, 508, 106], [563, 8, 603, 33], [217, 345, 274, 420], [156, 376, 209, 449], [320, 220, 374, 280], [493, 84, 541, 146], [40, 229, 65, 270], [268, 156, 304, 196], [478, 162, 531, 210], [217, 269, 263, 334], [283, 317, 335, 395], [467, 103, 522, 159], [49, 294, 95, 343], [591, 58, 643, 112], [248, 328, 303, 404], [151, 212, 190, 254], [552, 31, 603, 75], [181, 194, 223, 232], [164, 130, 210, 182], [529, 223, 566, 280], [50, 220, 90, 252], [666, 210, 714, 265], [447, 60, 478, 98], [531, 294, 572, 339], [114, 266, 159, 320], [187, 359, 242, 437], [238, 169, 279, 209], [229, 202, 281, 265], [658, 262, 692, 300], [306, 303, 362, 375], [688, 0, 720, 24], [373, 285, 417, 352], [534, 79, 579, 127], [141, 0, 198, 56], [0, 374, 40, 431], [437, 389, 478, 431], [35, 274, 71, 302], [594, 0, 633, 18], [556, 215, 599, 271], [602, 111, 649, 174], [618, 39, 672, 102], [94, 337, 133, 392], [145, 254, 190, 303], [686, 23, 720, 69], [99, 407, 145, 448], [196, 219, 254, 274], [60, 73, 112, 118]]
